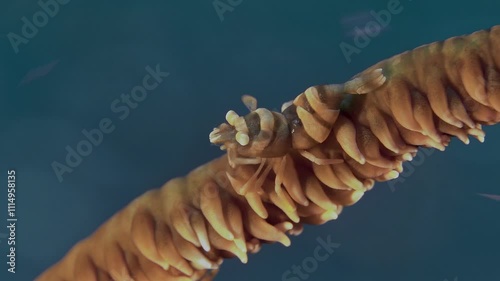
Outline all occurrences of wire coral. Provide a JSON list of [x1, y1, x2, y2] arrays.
[[36, 25, 500, 281]]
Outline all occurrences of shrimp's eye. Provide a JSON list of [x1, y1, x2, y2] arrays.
[[235, 132, 249, 146]]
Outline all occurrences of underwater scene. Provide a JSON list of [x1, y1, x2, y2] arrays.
[[1, 0, 499, 280]]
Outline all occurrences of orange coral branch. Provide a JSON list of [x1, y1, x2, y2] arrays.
[[36, 25, 500, 281]]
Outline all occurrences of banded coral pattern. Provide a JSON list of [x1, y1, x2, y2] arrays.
[[36, 25, 500, 281]]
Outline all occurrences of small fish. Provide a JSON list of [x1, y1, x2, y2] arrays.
[[478, 193, 500, 202], [18, 59, 60, 86]]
